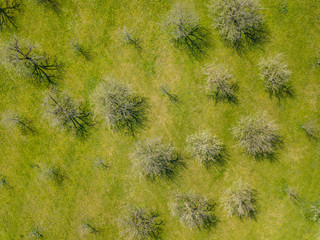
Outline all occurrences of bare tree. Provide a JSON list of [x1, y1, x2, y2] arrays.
[[131, 138, 184, 180], [9, 38, 63, 86], [44, 91, 93, 136], [222, 181, 257, 219], [209, 0, 268, 53], [91, 80, 149, 135], [71, 42, 93, 61], [1, 110, 36, 134], [0, 0, 21, 29], [171, 192, 217, 229], [285, 187, 301, 204], [232, 112, 283, 160], [120, 207, 163, 240], [300, 121, 319, 141], [79, 221, 101, 236], [121, 27, 142, 51], [46, 166, 66, 185], [203, 63, 239, 104], [186, 131, 228, 168], [259, 54, 293, 101], [160, 85, 180, 105], [166, 2, 210, 58]]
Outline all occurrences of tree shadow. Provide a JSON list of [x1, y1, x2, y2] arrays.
[[71, 42, 94, 62], [0, 0, 21, 30], [160, 85, 181, 106], [299, 121, 319, 142], [173, 26, 211, 60], [203, 149, 230, 172], [207, 86, 240, 106], [270, 87, 295, 108], [9, 38, 64, 87], [249, 137, 284, 163], [12, 115, 38, 135], [37, 0, 61, 15], [146, 152, 186, 183], [285, 187, 302, 205], [47, 166, 67, 186], [230, 24, 270, 56]]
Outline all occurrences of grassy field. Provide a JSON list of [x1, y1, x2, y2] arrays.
[[0, 0, 320, 239]]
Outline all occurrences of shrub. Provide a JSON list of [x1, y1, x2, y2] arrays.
[[259, 55, 293, 101], [310, 204, 320, 223], [120, 207, 163, 240], [121, 27, 142, 51], [305, 202, 320, 223], [28, 227, 44, 239], [209, 0, 267, 52], [0, 174, 10, 188], [165, 2, 210, 57], [131, 138, 183, 180], [203, 63, 239, 104], [44, 91, 93, 135], [171, 192, 217, 229], [232, 112, 283, 159], [186, 131, 227, 167], [91, 80, 149, 135], [9, 38, 63, 86], [0, 0, 21, 29], [222, 181, 257, 219]]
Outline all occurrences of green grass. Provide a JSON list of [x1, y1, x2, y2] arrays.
[[0, 0, 320, 239]]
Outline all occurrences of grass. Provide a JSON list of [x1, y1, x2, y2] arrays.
[[0, 0, 319, 239]]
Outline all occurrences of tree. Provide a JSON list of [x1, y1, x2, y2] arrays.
[[259, 55, 293, 101], [0, 0, 21, 29], [186, 131, 227, 168], [171, 192, 217, 229], [9, 38, 63, 86], [91, 80, 149, 135], [120, 207, 163, 240], [165, 2, 210, 57], [203, 63, 239, 104], [44, 91, 93, 136], [222, 181, 257, 219], [131, 138, 184, 180], [209, 0, 268, 52], [232, 112, 283, 160]]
